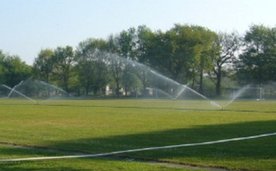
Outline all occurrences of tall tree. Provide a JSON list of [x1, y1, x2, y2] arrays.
[[213, 32, 241, 96], [193, 27, 218, 93], [136, 26, 155, 95], [1, 55, 31, 87], [0, 50, 5, 83], [237, 25, 276, 84], [121, 69, 142, 96], [52, 46, 74, 92], [33, 49, 54, 82], [76, 38, 109, 95], [136, 25, 154, 64], [145, 24, 217, 94], [116, 28, 143, 96], [116, 28, 137, 59], [106, 34, 130, 97]]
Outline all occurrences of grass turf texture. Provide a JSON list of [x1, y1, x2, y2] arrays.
[[0, 99, 275, 170]]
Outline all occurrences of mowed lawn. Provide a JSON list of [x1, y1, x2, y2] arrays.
[[0, 99, 275, 171]]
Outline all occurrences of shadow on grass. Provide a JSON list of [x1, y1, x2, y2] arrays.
[[0, 120, 276, 171], [52, 120, 276, 157], [1, 120, 276, 170]]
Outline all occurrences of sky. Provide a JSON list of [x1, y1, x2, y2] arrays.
[[0, 0, 275, 64]]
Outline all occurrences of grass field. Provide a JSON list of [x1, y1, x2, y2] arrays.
[[0, 99, 275, 171]]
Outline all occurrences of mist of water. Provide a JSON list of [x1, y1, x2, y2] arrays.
[[174, 85, 187, 99], [100, 52, 222, 109], [5, 78, 69, 103], [38, 80, 69, 98], [2, 84, 37, 103], [2, 51, 268, 110], [221, 84, 252, 108], [146, 87, 173, 99], [8, 81, 23, 97]]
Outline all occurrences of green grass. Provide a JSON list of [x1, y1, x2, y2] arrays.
[[0, 99, 275, 170]]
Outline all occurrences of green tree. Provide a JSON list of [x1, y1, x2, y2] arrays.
[[76, 38, 109, 95], [1, 55, 31, 87], [0, 50, 5, 83], [213, 32, 241, 96], [192, 27, 218, 93], [116, 28, 137, 59], [136, 25, 155, 95], [136, 25, 154, 64], [106, 35, 127, 97], [33, 49, 54, 82], [237, 25, 276, 84], [116, 28, 144, 96], [142, 24, 217, 94], [108, 54, 124, 97], [52, 46, 74, 92], [121, 71, 142, 96]]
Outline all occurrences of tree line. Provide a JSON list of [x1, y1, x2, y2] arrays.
[[0, 24, 275, 97]]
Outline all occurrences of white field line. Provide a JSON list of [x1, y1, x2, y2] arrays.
[[1, 132, 276, 163]]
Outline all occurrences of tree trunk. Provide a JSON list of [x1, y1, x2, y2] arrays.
[[85, 82, 89, 96], [199, 68, 203, 94], [142, 71, 147, 96], [115, 79, 120, 97], [215, 66, 222, 97], [124, 86, 128, 96]]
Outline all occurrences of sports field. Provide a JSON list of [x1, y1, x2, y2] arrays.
[[0, 99, 275, 171]]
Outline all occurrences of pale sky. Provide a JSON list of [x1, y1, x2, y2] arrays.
[[0, 0, 275, 64]]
